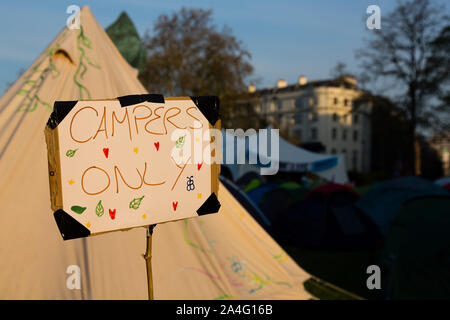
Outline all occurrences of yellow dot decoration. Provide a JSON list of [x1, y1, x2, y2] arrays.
[[68, 179, 75, 185], [86, 221, 91, 228], [134, 147, 139, 154], [197, 193, 202, 199], [142, 213, 147, 219]]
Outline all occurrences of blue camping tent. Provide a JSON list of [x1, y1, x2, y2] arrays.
[[355, 176, 449, 235]]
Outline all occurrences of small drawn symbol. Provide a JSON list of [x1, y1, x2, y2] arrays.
[[154, 142, 159, 151], [186, 176, 195, 191], [103, 148, 109, 158], [173, 201, 178, 211], [142, 213, 147, 219], [66, 149, 78, 158], [175, 135, 186, 148], [86, 221, 91, 228], [133, 147, 139, 154], [129, 196, 144, 210], [197, 193, 202, 199], [95, 200, 104, 217], [109, 209, 116, 220], [71, 206, 86, 214], [197, 162, 203, 171], [68, 179, 75, 185]]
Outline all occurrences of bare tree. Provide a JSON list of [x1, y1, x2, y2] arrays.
[[330, 61, 350, 78], [140, 8, 254, 127], [356, 0, 449, 174]]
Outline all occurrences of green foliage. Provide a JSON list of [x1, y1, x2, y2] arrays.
[[106, 12, 147, 74], [140, 8, 254, 127]]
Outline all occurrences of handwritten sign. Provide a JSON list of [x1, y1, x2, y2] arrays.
[[45, 94, 221, 240]]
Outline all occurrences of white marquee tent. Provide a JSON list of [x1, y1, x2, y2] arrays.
[[222, 129, 349, 184], [0, 6, 312, 299]]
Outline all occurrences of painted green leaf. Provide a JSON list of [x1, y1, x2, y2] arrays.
[[175, 135, 186, 148], [66, 149, 78, 158], [71, 206, 86, 214], [95, 200, 104, 217], [129, 196, 144, 210]]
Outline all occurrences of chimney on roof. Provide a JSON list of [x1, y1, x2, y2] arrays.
[[340, 75, 357, 86], [276, 79, 287, 88], [248, 84, 256, 93], [298, 75, 307, 85]]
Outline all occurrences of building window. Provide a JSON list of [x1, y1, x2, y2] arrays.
[[295, 129, 302, 140], [277, 100, 283, 111], [310, 112, 318, 122], [342, 129, 347, 141], [270, 102, 276, 112], [333, 97, 338, 105], [276, 114, 282, 124], [342, 149, 347, 154], [295, 113, 303, 124], [331, 148, 337, 154], [331, 128, 337, 140], [352, 150, 358, 170], [295, 98, 303, 110], [332, 113, 338, 122], [353, 114, 359, 124], [255, 104, 261, 113], [311, 128, 318, 140], [353, 130, 358, 142], [344, 99, 349, 106]]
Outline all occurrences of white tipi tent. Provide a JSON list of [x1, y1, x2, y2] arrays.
[[0, 7, 312, 299]]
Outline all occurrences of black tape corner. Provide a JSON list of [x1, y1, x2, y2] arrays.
[[54, 209, 91, 240], [190, 96, 220, 126], [196, 192, 221, 216], [117, 94, 164, 107], [46, 100, 78, 129]]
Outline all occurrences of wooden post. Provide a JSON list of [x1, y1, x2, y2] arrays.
[[144, 225, 156, 300]]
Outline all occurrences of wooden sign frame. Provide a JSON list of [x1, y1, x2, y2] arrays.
[[44, 94, 221, 240]]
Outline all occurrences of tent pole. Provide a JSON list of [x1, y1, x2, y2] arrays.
[[144, 225, 156, 300]]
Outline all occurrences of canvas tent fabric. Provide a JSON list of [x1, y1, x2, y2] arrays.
[[259, 185, 309, 224], [435, 176, 450, 192], [0, 6, 312, 299], [379, 196, 450, 299], [271, 183, 380, 250], [220, 177, 272, 231], [222, 129, 349, 184], [303, 182, 359, 201], [355, 176, 449, 235], [247, 183, 279, 206]]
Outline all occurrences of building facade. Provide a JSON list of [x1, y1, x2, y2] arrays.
[[429, 132, 450, 177], [244, 75, 372, 173]]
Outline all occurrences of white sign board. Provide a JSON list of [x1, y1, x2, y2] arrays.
[[45, 94, 221, 240]]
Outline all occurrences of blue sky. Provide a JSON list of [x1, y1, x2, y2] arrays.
[[0, 0, 444, 94]]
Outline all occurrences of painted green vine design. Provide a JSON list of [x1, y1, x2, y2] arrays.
[[73, 25, 100, 99], [16, 24, 100, 113], [16, 30, 68, 112]]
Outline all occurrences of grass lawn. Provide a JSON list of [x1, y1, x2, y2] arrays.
[[283, 245, 382, 300]]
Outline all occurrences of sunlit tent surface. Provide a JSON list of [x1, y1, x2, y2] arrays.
[[0, 6, 311, 299]]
